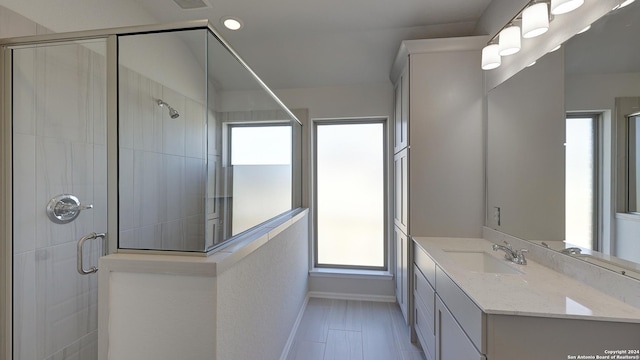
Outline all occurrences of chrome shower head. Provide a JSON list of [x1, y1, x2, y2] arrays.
[[156, 99, 180, 119]]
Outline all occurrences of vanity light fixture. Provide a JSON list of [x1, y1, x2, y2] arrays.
[[550, 0, 584, 15], [481, 43, 502, 70], [222, 17, 243, 30], [498, 25, 522, 56], [577, 24, 591, 34], [522, 2, 550, 38], [618, 0, 636, 9]]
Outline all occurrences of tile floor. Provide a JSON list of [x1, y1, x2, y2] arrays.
[[286, 298, 425, 360]]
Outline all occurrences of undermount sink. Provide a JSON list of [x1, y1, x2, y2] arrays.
[[444, 250, 524, 275]]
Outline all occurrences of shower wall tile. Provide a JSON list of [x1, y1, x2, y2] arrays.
[[13, 48, 37, 136], [118, 67, 208, 251], [185, 157, 205, 217], [207, 109, 219, 156], [37, 242, 98, 359], [162, 220, 185, 250], [93, 145, 108, 233], [40, 46, 89, 143], [185, 215, 205, 250], [46, 330, 98, 360], [118, 229, 136, 249], [133, 150, 164, 227], [162, 87, 186, 156], [118, 147, 134, 231], [13, 134, 37, 255], [90, 50, 107, 146], [118, 67, 135, 149], [134, 75, 163, 153], [137, 224, 163, 249], [36, 138, 74, 249], [13, 251, 37, 360], [164, 154, 186, 221], [185, 98, 205, 159]]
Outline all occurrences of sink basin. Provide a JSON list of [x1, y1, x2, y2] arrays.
[[444, 250, 523, 275]]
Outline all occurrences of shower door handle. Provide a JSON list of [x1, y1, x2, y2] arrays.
[[77, 232, 106, 275]]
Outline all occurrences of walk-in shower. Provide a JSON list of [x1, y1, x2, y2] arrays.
[[0, 20, 301, 360]]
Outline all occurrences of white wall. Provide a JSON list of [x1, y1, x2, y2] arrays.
[[566, 73, 640, 111], [102, 212, 309, 360], [487, 49, 566, 241], [216, 213, 309, 360]]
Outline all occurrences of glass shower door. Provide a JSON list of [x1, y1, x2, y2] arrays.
[[11, 38, 107, 360]]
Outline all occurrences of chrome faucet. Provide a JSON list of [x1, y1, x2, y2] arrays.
[[560, 247, 582, 255], [492, 241, 528, 265]]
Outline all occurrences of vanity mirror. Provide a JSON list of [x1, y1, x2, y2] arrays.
[[486, 0, 640, 278]]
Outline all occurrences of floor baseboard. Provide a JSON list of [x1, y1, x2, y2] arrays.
[[279, 294, 310, 360]]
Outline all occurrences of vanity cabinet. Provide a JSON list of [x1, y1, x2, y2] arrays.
[[436, 297, 486, 360], [413, 238, 640, 360], [390, 36, 487, 324], [414, 241, 485, 360], [394, 227, 408, 318]]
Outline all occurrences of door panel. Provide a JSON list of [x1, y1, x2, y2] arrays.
[[11, 39, 107, 360]]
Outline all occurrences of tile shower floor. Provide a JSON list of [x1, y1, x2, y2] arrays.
[[286, 298, 425, 360]]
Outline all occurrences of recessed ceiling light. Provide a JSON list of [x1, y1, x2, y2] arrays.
[[222, 17, 243, 31], [550, 44, 562, 52]]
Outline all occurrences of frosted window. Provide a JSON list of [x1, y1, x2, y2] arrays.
[[565, 117, 595, 249], [231, 125, 292, 235], [316, 122, 385, 268], [231, 126, 291, 165]]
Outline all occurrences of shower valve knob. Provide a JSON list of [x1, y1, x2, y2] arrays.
[[46, 194, 93, 224]]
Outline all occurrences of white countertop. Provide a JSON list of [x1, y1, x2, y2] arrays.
[[413, 237, 640, 323]]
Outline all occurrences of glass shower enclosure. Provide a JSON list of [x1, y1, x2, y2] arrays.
[[0, 21, 301, 360]]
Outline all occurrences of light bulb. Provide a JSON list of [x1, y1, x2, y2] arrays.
[[551, 0, 584, 15], [522, 3, 550, 39], [498, 25, 521, 56], [482, 44, 501, 70]]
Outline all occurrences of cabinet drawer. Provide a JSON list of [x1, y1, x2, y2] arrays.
[[413, 242, 436, 287], [435, 266, 485, 353], [414, 265, 435, 324], [414, 293, 435, 360], [436, 296, 486, 360]]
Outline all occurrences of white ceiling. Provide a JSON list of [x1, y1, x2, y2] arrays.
[[132, 0, 493, 89]]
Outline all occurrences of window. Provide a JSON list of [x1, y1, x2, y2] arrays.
[[229, 124, 292, 235], [627, 114, 640, 213], [314, 120, 386, 269], [565, 114, 598, 250]]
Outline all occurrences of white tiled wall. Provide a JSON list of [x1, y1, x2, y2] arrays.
[[118, 67, 207, 251], [11, 36, 107, 360]]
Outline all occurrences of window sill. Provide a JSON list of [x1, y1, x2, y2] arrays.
[[615, 212, 640, 222], [309, 267, 393, 280]]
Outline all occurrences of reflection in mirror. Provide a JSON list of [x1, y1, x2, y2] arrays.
[[117, 27, 300, 253], [487, 1, 640, 278]]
